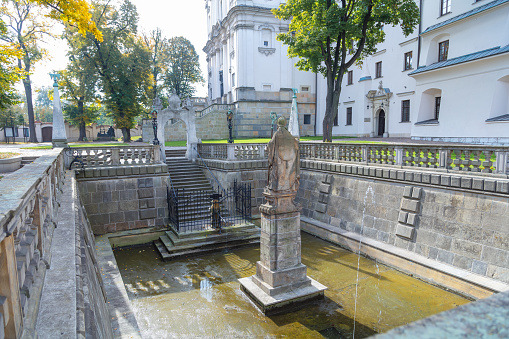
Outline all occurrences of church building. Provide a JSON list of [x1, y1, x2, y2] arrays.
[[204, 0, 509, 144]]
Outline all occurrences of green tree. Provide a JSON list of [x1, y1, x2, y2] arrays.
[[72, 0, 152, 141], [164, 36, 204, 99], [273, 0, 419, 142], [60, 31, 100, 141], [1, 0, 56, 142], [142, 28, 168, 100], [0, 19, 23, 111]]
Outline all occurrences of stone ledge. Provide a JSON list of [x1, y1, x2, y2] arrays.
[[300, 216, 509, 299], [75, 164, 168, 180], [301, 160, 509, 196]]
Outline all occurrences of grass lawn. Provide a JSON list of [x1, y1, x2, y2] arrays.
[[0, 152, 21, 159], [164, 136, 371, 147], [22, 143, 130, 150]]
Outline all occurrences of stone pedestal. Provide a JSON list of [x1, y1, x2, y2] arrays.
[[239, 190, 326, 314]]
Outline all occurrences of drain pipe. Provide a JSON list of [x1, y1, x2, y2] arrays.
[[417, 0, 423, 67], [314, 73, 318, 136]]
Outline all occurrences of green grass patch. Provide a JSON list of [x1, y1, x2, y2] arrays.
[[22, 143, 130, 149], [165, 136, 364, 147], [0, 152, 20, 159]]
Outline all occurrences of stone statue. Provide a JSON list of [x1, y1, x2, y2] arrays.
[[267, 117, 300, 192]]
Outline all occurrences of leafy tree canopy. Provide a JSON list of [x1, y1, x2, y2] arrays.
[[273, 0, 419, 141], [164, 36, 204, 99]]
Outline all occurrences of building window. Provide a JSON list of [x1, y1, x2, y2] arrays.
[[304, 114, 311, 125], [263, 84, 271, 91], [441, 0, 451, 16], [347, 71, 353, 85], [333, 114, 338, 126], [434, 97, 441, 120], [231, 73, 235, 87], [375, 61, 382, 78], [261, 29, 271, 47], [301, 86, 309, 92], [401, 100, 410, 122], [346, 107, 353, 125], [438, 40, 449, 62], [404, 51, 413, 70]]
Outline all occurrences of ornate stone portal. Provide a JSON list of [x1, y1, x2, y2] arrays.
[[151, 93, 199, 162], [239, 118, 326, 314]]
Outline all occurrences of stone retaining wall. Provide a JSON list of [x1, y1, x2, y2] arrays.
[[76, 164, 169, 235], [297, 164, 509, 284]]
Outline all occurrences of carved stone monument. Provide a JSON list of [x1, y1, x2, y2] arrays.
[[50, 73, 68, 148], [239, 117, 326, 314], [152, 93, 198, 162], [288, 88, 300, 138]]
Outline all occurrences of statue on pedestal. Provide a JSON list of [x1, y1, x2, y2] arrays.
[[267, 117, 300, 193]]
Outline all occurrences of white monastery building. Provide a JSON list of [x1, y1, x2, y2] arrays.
[[203, 0, 509, 144]]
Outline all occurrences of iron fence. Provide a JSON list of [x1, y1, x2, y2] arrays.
[[167, 180, 251, 233]]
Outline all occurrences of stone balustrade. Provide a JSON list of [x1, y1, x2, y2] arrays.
[[197, 142, 509, 176], [0, 149, 65, 338], [299, 143, 509, 175], [67, 145, 160, 168], [197, 143, 267, 161], [196, 103, 234, 118]]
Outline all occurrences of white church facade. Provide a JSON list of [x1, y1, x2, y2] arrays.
[[204, 0, 509, 144]]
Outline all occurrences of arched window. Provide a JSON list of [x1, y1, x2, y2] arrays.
[[416, 88, 442, 124], [488, 75, 509, 120], [261, 29, 271, 47]]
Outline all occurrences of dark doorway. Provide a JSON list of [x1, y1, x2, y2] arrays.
[[378, 110, 385, 136], [42, 127, 52, 142]]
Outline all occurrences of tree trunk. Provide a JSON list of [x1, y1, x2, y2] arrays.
[[121, 127, 131, 142], [23, 76, 38, 143], [77, 100, 86, 141], [322, 73, 344, 142], [78, 124, 86, 141]]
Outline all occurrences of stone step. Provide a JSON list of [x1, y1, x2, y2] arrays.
[[155, 229, 260, 261], [166, 224, 259, 245]]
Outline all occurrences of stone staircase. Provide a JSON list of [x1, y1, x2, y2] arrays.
[[20, 156, 39, 168], [155, 156, 260, 261], [165, 148, 186, 159]]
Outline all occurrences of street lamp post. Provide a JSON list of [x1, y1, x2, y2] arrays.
[[151, 109, 159, 145], [227, 109, 234, 143]]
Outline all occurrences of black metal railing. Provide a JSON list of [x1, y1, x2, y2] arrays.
[[167, 180, 251, 233]]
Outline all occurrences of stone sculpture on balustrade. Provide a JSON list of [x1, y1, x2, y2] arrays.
[[151, 93, 199, 162], [239, 117, 326, 314]]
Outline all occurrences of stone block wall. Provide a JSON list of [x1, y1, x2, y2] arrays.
[[77, 165, 169, 235], [234, 90, 316, 138], [199, 159, 267, 215], [296, 168, 509, 284]]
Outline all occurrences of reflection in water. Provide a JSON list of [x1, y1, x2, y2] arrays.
[[114, 233, 470, 339]]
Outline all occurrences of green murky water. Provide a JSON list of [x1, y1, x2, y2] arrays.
[[114, 233, 469, 338]]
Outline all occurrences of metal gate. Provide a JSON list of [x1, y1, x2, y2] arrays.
[[167, 180, 251, 233]]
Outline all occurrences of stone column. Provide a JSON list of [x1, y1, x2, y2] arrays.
[[50, 73, 68, 148]]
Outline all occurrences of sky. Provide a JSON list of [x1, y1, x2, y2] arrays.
[[31, 0, 209, 97]]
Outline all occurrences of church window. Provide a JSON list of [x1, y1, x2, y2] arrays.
[[404, 51, 412, 70], [261, 29, 271, 47], [304, 115, 311, 125], [301, 86, 309, 92], [401, 100, 410, 122], [346, 107, 353, 125], [440, 0, 451, 16], [375, 62, 382, 78], [434, 97, 441, 120], [347, 71, 353, 85], [438, 40, 449, 62]]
